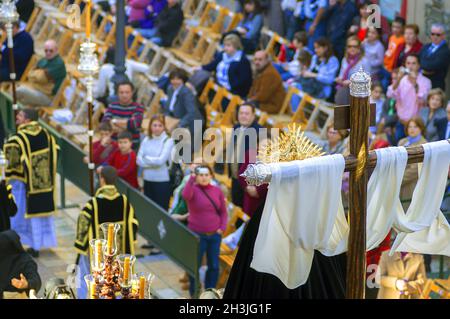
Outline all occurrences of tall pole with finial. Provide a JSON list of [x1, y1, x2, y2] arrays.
[[78, 0, 99, 196], [0, 0, 20, 129]]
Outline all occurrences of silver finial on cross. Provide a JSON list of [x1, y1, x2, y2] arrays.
[[349, 66, 371, 98]]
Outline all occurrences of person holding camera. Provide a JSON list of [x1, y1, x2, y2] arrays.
[[182, 165, 227, 297], [387, 54, 431, 144]]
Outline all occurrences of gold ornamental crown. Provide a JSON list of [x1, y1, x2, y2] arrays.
[[258, 123, 325, 163]]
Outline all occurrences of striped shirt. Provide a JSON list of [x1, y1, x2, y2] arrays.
[[102, 101, 144, 148]]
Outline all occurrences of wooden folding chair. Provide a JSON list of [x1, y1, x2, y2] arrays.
[[127, 31, 147, 60], [199, 79, 227, 128], [19, 55, 39, 83], [261, 27, 290, 62], [38, 76, 72, 120], [216, 93, 243, 130], [171, 27, 219, 67], [420, 279, 450, 299], [28, 6, 48, 39], [217, 205, 250, 288], [197, 2, 226, 36], [263, 86, 302, 128], [34, 12, 56, 45], [182, 0, 208, 20], [305, 102, 335, 138], [25, 7, 42, 33], [148, 49, 174, 80], [93, 13, 115, 47]]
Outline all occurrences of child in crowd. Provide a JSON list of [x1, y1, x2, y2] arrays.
[[88, 121, 118, 166], [380, 68, 400, 146], [275, 31, 310, 82], [370, 82, 385, 135], [380, 17, 406, 91], [99, 131, 139, 189], [294, 50, 324, 98]]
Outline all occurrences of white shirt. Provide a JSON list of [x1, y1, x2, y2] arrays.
[[168, 86, 182, 113], [93, 59, 150, 98], [137, 132, 175, 182]]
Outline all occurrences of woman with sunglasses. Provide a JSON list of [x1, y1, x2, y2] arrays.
[[335, 36, 371, 104], [182, 165, 227, 297]]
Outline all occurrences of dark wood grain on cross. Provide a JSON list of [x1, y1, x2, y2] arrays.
[[334, 95, 449, 299]]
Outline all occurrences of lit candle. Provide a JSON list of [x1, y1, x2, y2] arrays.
[[90, 281, 96, 299], [139, 276, 145, 299], [86, 0, 91, 39], [123, 257, 130, 282], [95, 240, 102, 269], [107, 224, 114, 255]]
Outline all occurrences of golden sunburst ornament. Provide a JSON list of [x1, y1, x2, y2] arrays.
[[258, 123, 325, 163]]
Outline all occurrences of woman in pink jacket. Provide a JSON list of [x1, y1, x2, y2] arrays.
[[128, 0, 151, 23], [182, 165, 228, 297]]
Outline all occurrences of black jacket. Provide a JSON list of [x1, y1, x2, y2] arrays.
[[202, 51, 253, 98], [0, 230, 41, 298], [16, 0, 35, 23], [419, 42, 450, 90], [156, 3, 184, 47], [0, 180, 17, 232]]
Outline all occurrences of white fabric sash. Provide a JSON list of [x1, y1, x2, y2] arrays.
[[391, 140, 450, 255], [366, 147, 408, 251], [250, 155, 348, 289]]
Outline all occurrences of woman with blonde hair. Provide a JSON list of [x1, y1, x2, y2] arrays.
[[419, 88, 447, 141], [201, 33, 252, 99], [137, 114, 174, 211]]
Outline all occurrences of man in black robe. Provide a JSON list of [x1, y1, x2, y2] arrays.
[[0, 179, 17, 232], [223, 199, 348, 299], [0, 230, 41, 299]]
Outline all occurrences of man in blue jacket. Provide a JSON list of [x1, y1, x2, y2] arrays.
[[0, 22, 34, 82], [323, 0, 358, 60], [419, 23, 450, 91], [435, 101, 450, 141]]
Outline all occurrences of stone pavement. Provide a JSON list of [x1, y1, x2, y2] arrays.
[[31, 175, 190, 299]]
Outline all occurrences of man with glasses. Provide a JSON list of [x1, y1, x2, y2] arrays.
[[16, 40, 67, 107], [419, 23, 450, 90]]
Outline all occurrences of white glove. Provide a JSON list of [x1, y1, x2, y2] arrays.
[[395, 279, 407, 291]]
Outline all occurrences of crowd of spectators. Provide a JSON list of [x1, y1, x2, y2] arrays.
[[2, 0, 449, 298]]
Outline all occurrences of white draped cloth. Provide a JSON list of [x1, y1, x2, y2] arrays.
[[251, 155, 349, 289], [251, 140, 450, 289]]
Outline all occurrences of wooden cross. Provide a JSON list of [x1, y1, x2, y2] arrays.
[[333, 68, 449, 299], [241, 68, 450, 299]]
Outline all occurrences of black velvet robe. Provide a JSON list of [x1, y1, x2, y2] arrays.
[[223, 201, 348, 299]]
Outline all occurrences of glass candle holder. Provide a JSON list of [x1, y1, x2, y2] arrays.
[[84, 274, 97, 299], [100, 223, 121, 256], [133, 272, 155, 299], [89, 239, 106, 272], [116, 254, 136, 288]]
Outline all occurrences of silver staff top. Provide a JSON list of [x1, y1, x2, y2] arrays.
[[349, 66, 371, 98], [0, 0, 19, 25], [240, 162, 272, 186]]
